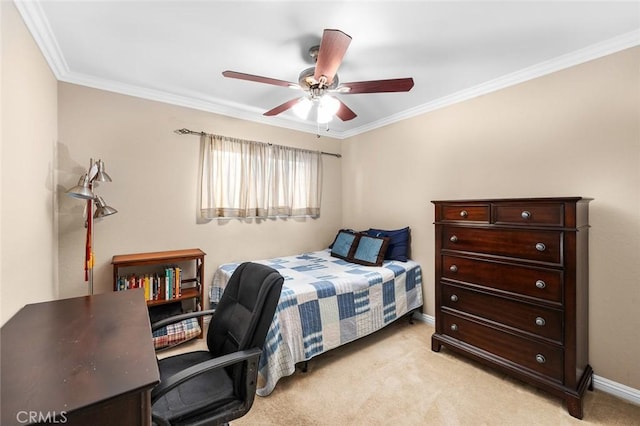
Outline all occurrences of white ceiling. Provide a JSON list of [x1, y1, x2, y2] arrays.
[[16, 1, 640, 139]]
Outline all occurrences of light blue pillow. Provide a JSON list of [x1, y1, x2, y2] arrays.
[[330, 231, 357, 260], [351, 234, 389, 267]]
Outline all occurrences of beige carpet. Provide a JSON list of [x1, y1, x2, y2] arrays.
[[160, 320, 640, 425]]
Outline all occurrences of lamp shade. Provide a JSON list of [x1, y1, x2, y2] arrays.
[[93, 196, 118, 218], [93, 159, 112, 182], [66, 174, 95, 199]]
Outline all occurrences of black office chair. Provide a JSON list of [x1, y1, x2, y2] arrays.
[[150, 262, 284, 426]]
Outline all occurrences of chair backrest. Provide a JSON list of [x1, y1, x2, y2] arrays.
[[207, 262, 283, 358]]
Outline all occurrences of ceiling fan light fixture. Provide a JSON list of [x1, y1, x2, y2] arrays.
[[317, 95, 340, 124], [292, 97, 313, 120]]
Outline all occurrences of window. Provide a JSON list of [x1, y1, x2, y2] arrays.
[[200, 135, 322, 219]]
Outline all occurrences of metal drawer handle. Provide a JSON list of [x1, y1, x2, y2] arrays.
[[450, 294, 459, 302], [450, 324, 458, 331], [449, 265, 458, 273], [535, 317, 546, 326], [535, 354, 546, 364], [449, 235, 458, 243], [535, 242, 546, 252], [535, 280, 546, 289], [521, 210, 531, 219], [459, 210, 468, 218]]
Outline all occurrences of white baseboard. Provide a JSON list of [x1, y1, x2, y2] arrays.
[[593, 375, 640, 406], [414, 312, 435, 326], [413, 312, 640, 406]]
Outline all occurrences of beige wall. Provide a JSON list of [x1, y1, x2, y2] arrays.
[[1, 1, 58, 324], [341, 47, 640, 390], [57, 83, 342, 300]]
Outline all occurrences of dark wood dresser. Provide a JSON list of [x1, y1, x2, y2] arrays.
[[431, 197, 592, 419]]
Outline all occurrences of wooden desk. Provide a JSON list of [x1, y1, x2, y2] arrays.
[[1, 289, 160, 426]]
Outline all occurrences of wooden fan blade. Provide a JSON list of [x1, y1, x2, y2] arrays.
[[314, 29, 352, 85], [222, 70, 298, 88], [335, 99, 357, 121], [264, 98, 301, 116], [339, 78, 415, 94]]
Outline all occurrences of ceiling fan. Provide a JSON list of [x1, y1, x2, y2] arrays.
[[222, 29, 415, 123]]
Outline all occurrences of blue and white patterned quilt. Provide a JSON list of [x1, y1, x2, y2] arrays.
[[210, 249, 423, 396]]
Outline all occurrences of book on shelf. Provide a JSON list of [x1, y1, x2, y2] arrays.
[[116, 265, 187, 301]]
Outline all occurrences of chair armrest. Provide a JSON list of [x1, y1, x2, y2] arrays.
[[151, 309, 216, 332], [151, 347, 263, 404]]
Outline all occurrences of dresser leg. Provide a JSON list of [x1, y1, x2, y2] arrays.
[[566, 395, 584, 420], [566, 365, 593, 419], [431, 336, 442, 352]]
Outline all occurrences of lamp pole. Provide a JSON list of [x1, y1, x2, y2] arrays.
[[66, 158, 116, 296], [86, 184, 94, 295]]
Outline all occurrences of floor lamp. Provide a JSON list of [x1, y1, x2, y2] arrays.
[[66, 159, 117, 295]]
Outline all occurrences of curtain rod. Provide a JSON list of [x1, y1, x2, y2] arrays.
[[174, 128, 342, 158]]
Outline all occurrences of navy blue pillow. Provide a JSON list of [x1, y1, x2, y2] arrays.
[[366, 227, 410, 262]]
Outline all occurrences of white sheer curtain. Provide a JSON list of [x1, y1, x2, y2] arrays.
[[201, 134, 322, 219]]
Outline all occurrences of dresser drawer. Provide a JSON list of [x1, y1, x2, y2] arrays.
[[443, 227, 562, 265], [441, 283, 563, 342], [441, 255, 563, 304], [493, 202, 565, 227], [441, 312, 563, 382], [440, 204, 490, 223]]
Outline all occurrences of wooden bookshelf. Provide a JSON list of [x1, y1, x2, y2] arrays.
[[112, 248, 206, 338]]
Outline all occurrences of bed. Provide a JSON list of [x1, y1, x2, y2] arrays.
[[210, 243, 423, 396]]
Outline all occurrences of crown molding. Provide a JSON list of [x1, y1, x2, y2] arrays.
[[14, 0, 69, 78], [340, 29, 640, 139], [16, 0, 640, 140], [59, 70, 333, 135]]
